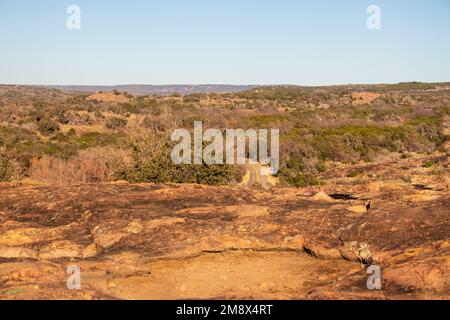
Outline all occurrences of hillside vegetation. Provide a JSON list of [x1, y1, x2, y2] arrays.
[[0, 83, 448, 186]]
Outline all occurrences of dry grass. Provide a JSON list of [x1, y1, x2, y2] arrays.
[[28, 147, 132, 185]]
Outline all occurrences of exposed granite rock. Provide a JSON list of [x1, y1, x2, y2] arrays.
[[0, 156, 448, 299]]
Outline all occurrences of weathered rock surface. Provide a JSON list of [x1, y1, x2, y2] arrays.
[[0, 155, 448, 300]]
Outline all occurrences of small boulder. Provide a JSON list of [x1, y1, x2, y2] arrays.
[[347, 205, 367, 214], [310, 192, 334, 202]]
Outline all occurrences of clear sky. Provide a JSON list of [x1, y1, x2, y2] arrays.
[[0, 0, 449, 85]]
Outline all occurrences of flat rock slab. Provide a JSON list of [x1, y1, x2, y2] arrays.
[[0, 182, 448, 300]]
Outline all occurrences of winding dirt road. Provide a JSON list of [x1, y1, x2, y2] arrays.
[[239, 163, 277, 189]]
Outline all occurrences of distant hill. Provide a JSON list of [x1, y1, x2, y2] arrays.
[[44, 84, 258, 96]]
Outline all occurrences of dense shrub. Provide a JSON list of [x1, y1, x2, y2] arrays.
[[311, 125, 424, 161], [280, 172, 321, 187], [106, 116, 127, 129], [0, 153, 12, 181], [37, 119, 60, 135], [347, 169, 363, 177], [120, 139, 240, 185], [131, 97, 162, 115], [422, 161, 433, 168]]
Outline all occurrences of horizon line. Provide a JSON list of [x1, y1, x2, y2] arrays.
[[1, 81, 450, 88]]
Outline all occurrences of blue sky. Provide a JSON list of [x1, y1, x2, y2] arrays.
[[0, 0, 449, 85]]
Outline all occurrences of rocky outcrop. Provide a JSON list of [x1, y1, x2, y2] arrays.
[[0, 155, 448, 299]]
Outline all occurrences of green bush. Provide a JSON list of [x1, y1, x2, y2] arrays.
[[37, 119, 60, 135], [422, 161, 433, 168], [347, 169, 362, 178], [132, 97, 162, 115], [310, 125, 426, 162], [0, 154, 12, 182], [75, 132, 128, 149], [106, 117, 127, 130], [67, 128, 76, 136], [120, 139, 239, 185], [406, 116, 445, 145], [315, 161, 327, 173], [282, 173, 321, 187], [247, 114, 289, 127]]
